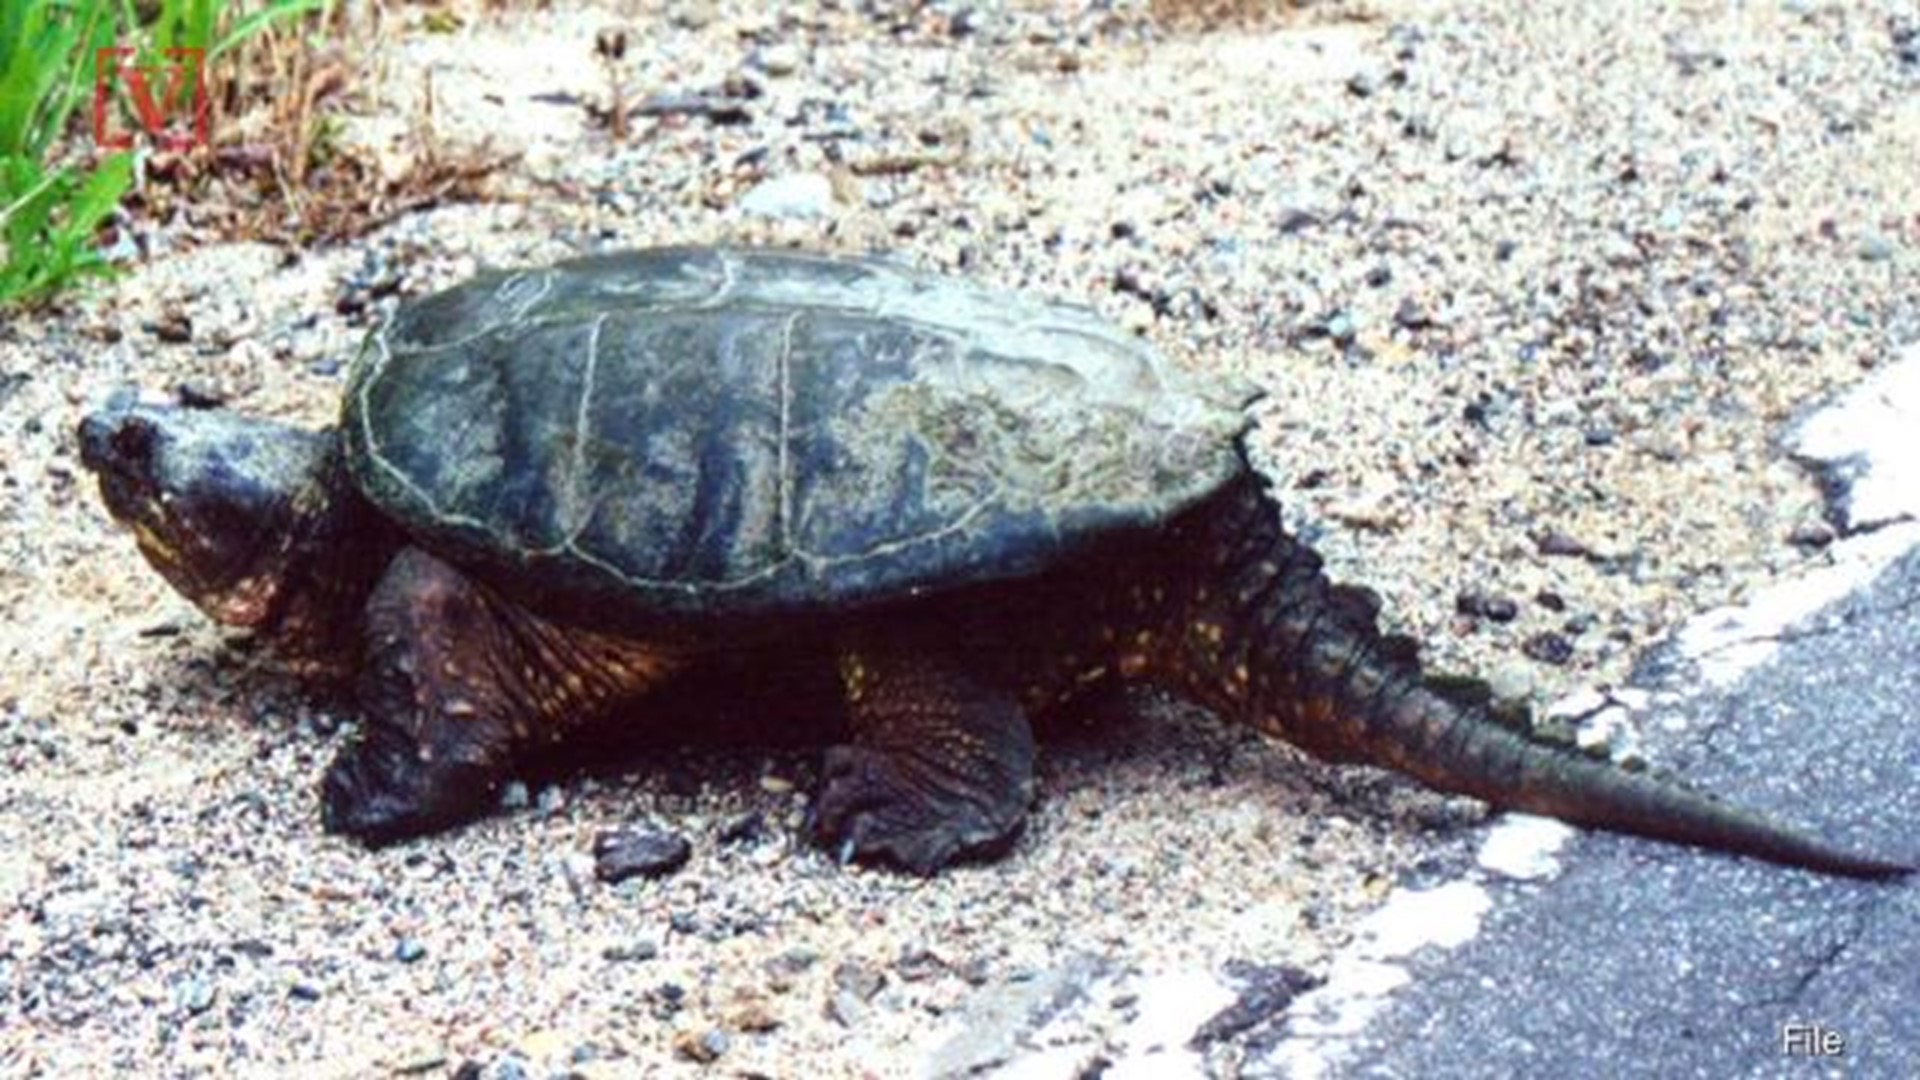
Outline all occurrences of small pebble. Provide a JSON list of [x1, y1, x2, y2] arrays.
[[728, 991, 782, 1032], [1393, 298, 1433, 331], [1276, 208, 1320, 234], [593, 827, 693, 883], [674, 1029, 730, 1063], [1535, 531, 1593, 558], [757, 43, 800, 76], [765, 948, 820, 989], [484, 1057, 531, 1080], [173, 379, 227, 409], [1456, 590, 1520, 622], [718, 809, 767, 845], [828, 960, 887, 1028], [895, 944, 945, 982], [603, 940, 660, 963], [1787, 522, 1835, 548], [393, 1050, 449, 1076], [1522, 632, 1575, 666], [177, 977, 215, 1015], [1487, 661, 1537, 703], [739, 173, 836, 219], [1562, 613, 1598, 635], [150, 310, 193, 343]]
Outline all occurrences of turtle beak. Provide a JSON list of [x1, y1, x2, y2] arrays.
[[78, 390, 162, 531], [77, 398, 207, 601]]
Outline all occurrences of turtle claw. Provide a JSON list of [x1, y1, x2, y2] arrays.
[[320, 726, 497, 847], [810, 744, 1026, 875]]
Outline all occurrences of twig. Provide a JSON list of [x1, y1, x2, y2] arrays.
[[633, 93, 752, 124], [595, 28, 630, 142], [848, 152, 962, 178]]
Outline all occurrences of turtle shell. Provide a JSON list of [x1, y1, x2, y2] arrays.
[[342, 247, 1256, 620]]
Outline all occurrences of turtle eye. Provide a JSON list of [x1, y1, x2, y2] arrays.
[[111, 416, 159, 475]]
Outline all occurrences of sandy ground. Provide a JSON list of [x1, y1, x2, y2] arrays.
[[4, 1, 1917, 1076]]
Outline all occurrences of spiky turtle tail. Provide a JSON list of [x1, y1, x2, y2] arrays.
[[1173, 470, 1911, 880], [1353, 683, 1912, 879]]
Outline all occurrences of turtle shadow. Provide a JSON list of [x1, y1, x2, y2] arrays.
[[520, 668, 1456, 843], [514, 651, 851, 798], [1036, 686, 1492, 853]]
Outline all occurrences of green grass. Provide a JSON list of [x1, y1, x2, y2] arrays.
[[0, 0, 326, 309], [0, 0, 128, 307]]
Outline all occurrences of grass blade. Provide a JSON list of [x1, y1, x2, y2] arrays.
[[213, 0, 329, 63], [64, 149, 131, 236]]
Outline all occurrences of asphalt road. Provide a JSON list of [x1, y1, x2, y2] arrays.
[[1251, 543, 1920, 1079]]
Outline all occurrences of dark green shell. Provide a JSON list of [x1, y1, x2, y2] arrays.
[[342, 247, 1255, 618]]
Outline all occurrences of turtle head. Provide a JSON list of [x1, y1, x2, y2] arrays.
[[79, 396, 341, 629]]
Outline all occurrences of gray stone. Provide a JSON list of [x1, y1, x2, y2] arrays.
[[826, 960, 887, 1027], [593, 828, 692, 883], [1487, 660, 1537, 704], [1858, 233, 1894, 262], [922, 955, 1104, 1078], [757, 44, 800, 76], [739, 173, 836, 219]]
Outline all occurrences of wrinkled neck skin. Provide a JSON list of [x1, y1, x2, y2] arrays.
[[254, 443, 403, 674]]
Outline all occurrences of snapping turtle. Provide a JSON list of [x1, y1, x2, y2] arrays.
[[79, 247, 1907, 877]]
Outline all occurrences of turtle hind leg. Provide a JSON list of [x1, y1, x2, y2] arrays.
[[812, 643, 1036, 875], [322, 548, 676, 846]]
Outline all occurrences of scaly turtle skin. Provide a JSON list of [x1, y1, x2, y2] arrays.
[[78, 247, 1910, 878]]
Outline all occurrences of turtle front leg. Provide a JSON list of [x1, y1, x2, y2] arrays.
[[812, 641, 1036, 874], [322, 548, 677, 846]]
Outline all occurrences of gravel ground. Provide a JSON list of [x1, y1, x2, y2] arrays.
[[4, 2, 1917, 1076]]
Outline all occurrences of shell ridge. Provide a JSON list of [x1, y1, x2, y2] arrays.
[[776, 310, 799, 556], [355, 330, 484, 534], [559, 313, 610, 544], [796, 481, 1002, 568], [698, 249, 740, 309]]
